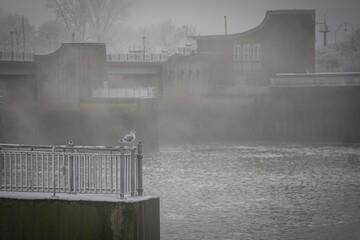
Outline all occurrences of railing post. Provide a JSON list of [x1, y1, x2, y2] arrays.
[[130, 147, 136, 196], [52, 146, 56, 197], [2, 152, 6, 190], [0, 150, 2, 190], [137, 142, 143, 196], [120, 147, 125, 198], [68, 140, 74, 193]]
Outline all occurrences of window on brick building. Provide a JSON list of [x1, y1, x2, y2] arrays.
[[233, 45, 241, 61], [253, 44, 262, 61], [243, 44, 252, 61]]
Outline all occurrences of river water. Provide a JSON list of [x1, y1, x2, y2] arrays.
[[143, 142, 360, 240]]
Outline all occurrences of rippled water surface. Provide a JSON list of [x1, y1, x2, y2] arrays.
[[143, 142, 360, 240]]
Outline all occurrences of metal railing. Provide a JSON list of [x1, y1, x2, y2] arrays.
[[107, 53, 168, 62], [0, 51, 34, 61], [0, 142, 143, 198], [92, 87, 157, 99]]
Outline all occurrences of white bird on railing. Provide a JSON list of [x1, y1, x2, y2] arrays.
[[120, 130, 136, 144]]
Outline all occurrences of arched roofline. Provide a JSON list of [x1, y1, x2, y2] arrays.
[[192, 9, 315, 40]]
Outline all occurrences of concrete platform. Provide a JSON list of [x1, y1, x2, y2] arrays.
[[0, 192, 160, 240]]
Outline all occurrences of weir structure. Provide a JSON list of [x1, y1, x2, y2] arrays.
[[0, 141, 160, 240], [0, 43, 160, 151]]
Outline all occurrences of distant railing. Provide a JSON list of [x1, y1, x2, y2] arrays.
[[92, 87, 157, 99], [0, 51, 34, 61], [271, 73, 360, 87], [0, 142, 143, 198], [107, 53, 168, 62]]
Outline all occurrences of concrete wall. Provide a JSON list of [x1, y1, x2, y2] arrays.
[[263, 86, 360, 142], [0, 61, 36, 103], [35, 43, 107, 107], [0, 197, 160, 240], [158, 84, 360, 143], [163, 54, 208, 98]]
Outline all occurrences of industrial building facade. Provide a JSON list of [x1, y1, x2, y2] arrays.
[[163, 10, 316, 97]]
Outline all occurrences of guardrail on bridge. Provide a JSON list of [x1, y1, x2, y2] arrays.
[[0, 51, 34, 61], [0, 141, 143, 198], [107, 53, 168, 62], [92, 87, 157, 99]]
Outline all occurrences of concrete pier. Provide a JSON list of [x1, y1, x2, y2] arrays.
[[0, 193, 160, 240]]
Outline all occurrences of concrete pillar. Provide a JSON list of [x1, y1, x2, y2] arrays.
[[0, 196, 160, 240]]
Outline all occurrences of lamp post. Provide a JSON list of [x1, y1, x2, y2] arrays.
[[142, 36, 146, 61], [316, 15, 330, 46], [224, 16, 228, 35], [10, 30, 14, 60], [22, 16, 26, 60], [335, 22, 354, 45]]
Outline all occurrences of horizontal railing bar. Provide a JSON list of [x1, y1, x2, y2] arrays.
[[0, 150, 132, 156], [0, 143, 135, 152]]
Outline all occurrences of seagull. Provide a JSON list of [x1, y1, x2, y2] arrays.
[[68, 140, 74, 147], [120, 130, 136, 144]]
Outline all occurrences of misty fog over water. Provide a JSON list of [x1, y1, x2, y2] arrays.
[[144, 142, 360, 240], [1, 0, 360, 239]]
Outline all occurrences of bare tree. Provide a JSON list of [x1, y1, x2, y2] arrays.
[[136, 19, 199, 55], [88, 0, 131, 41], [316, 45, 340, 72], [0, 10, 36, 52], [339, 28, 360, 71], [159, 19, 178, 53], [176, 24, 198, 43], [46, 0, 132, 42], [34, 20, 69, 54], [343, 28, 360, 71]]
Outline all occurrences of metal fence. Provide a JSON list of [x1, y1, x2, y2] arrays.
[[92, 87, 157, 99], [107, 53, 168, 62], [0, 142, 143, 198], [0, 51, 34, 61]]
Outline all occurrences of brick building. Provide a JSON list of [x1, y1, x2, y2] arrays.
[[163, 10, 316, 97]]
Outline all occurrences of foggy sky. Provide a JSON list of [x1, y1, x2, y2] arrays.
[[2, 0, 360, 44]]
